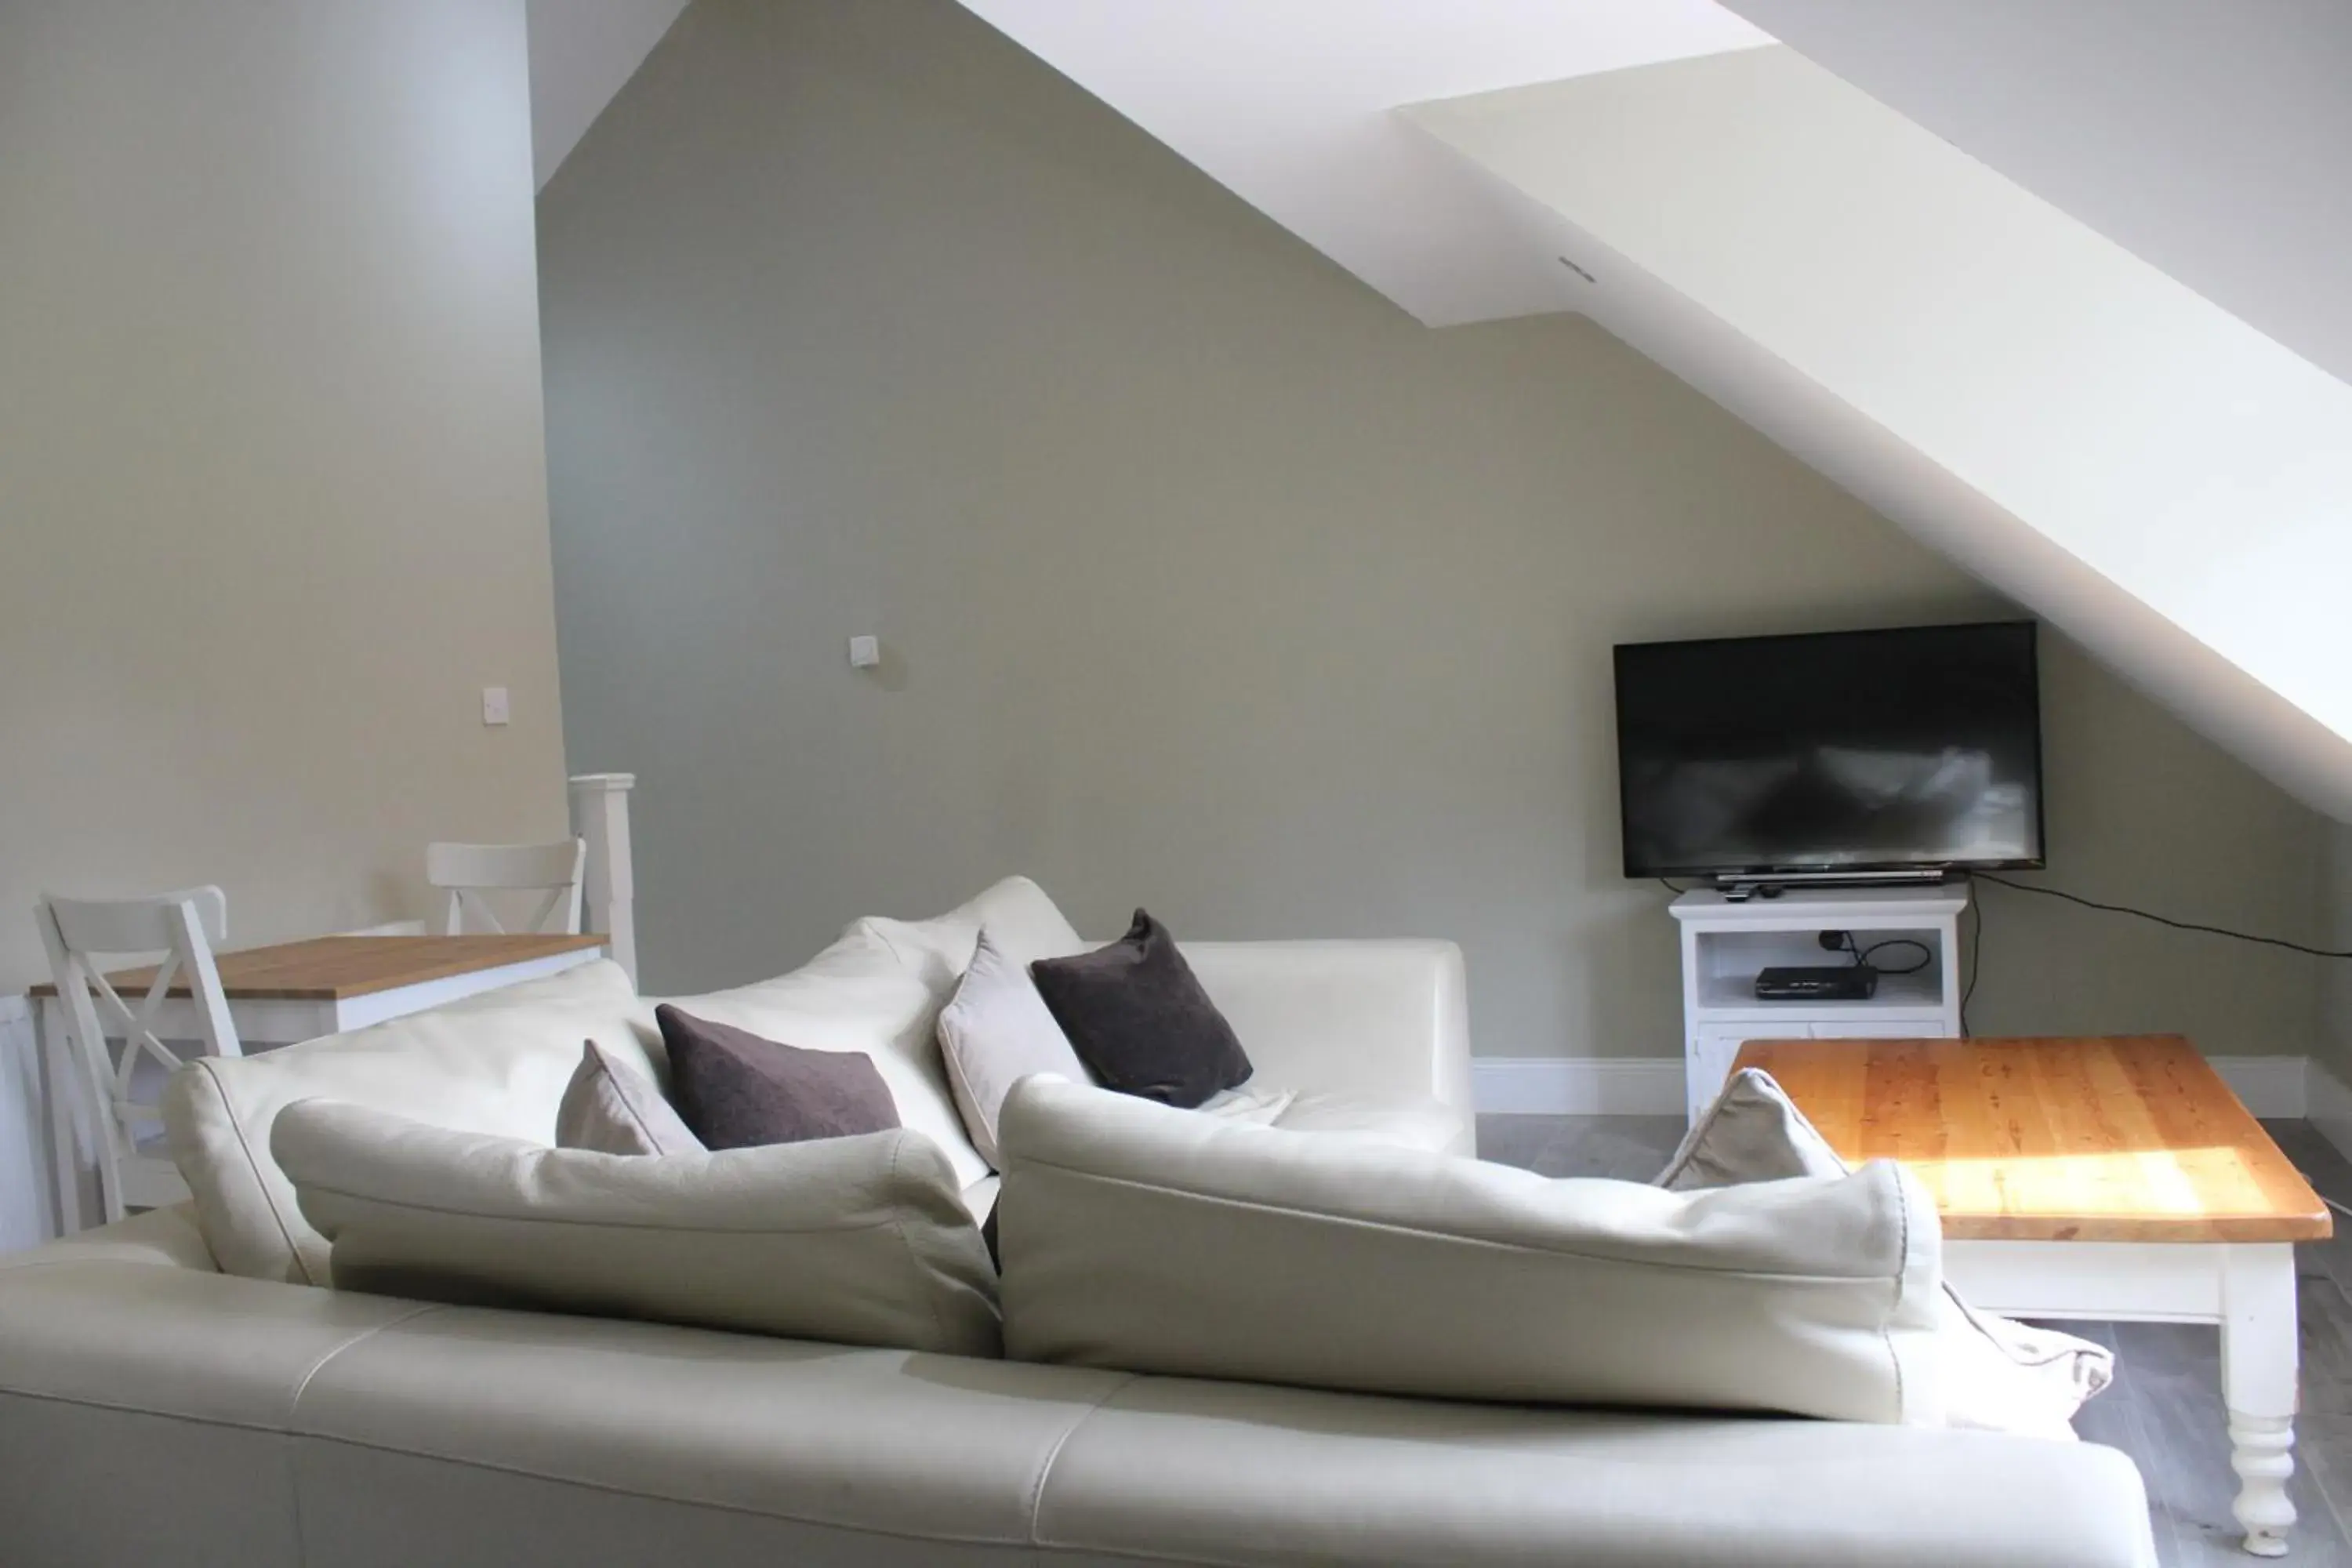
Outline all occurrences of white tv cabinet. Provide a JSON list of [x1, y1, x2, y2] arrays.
[[1669, 883, 1969, 1120]]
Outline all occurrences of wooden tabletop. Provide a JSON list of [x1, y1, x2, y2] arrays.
[[30, 933, 607, 1002], [1730, 1034, 2332, 1243]]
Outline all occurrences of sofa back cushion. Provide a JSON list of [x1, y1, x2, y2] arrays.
[[165, 960, 656, 1284], [274, 1100, 1000, 1356], [859, 876, 1084, 993], [995, 1076, 1944, 1425], [165, 890, 1033, 1284]]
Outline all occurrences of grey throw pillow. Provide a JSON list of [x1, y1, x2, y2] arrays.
[[555, 1040, 707, 1157], [1027, 909, 1251, 1109], [657, 1004, 901, 1150]]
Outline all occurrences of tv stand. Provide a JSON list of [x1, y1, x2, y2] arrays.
[[1668, 882, 1969, 1120]]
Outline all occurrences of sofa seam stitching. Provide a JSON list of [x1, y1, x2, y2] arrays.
[[1014, 1160, 1906, 1282], [1022, 1371, 1138, 1552], [0, 1256, 194, 1278], [0, 1388, 1109, 1555], [289, 1183, 913, 1236], [286, 1301, 450, 1419]]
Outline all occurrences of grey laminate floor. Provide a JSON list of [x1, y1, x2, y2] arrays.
[[1475, 1113, 2352, 1567]]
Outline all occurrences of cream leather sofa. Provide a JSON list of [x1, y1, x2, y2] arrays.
[[0, 881, 2155, 1567]]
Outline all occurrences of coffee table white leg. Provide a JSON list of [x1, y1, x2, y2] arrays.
[[2221, 1243, 2299, 1556]]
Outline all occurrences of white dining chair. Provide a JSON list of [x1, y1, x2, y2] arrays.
[[426, 840, 587, 936], [34, 887, 240, 1225]]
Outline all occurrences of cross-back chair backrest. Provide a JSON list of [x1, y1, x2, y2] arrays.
[[425, 839, 586, 936], [35, 886, 239, 1222]]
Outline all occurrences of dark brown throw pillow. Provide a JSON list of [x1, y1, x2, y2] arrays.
[[655, 1004, 901, 1151], [1027, 909, 1251, 1109]]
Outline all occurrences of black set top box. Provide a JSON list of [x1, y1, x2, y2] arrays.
[[1755, 964, 1878, 1002]]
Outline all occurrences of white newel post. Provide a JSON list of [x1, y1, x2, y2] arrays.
[[569, 772, 638, 987]]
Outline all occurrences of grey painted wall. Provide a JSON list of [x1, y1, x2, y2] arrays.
[[539, 0, 2326, 1062], [0, 0, 569, 993], [1722, 0, 2352, 1069]]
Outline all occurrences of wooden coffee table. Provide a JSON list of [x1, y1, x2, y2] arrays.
[[1733, 1034, 2331, 1558]]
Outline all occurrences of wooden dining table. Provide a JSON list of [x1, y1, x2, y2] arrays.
[[32, 932, 607, 1235]]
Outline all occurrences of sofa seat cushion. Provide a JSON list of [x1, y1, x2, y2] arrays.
[[165, 960, 657, 1285], [960, 1173, 1000, 1224], [0, 1232, 2159, 1568], [1269, 1089, 1470, 1153], [996, 1076, 1944, 1425], [860, 876, 1084, 995], [275, 1099, 1000, 1356]]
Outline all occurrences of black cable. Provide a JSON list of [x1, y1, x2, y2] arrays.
[[1972, 870, 2352, 960], [1658, 878, 1690, 897], [1962, 890, 1983, 1036], [1857, 937, 1932, 976]]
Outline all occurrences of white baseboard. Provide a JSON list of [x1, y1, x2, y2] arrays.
[[1477, 1051, 2315, 1120], [1473, 1058, 1683, 1116], [2209, 1055, 2309, 1120]]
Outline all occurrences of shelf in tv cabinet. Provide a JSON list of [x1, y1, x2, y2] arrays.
[[1693, 966, 1947, 1017]]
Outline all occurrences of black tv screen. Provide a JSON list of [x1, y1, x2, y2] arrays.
[[1614, 621, 2045, 879]]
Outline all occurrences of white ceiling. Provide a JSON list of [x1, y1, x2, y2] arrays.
[[956, 0, 1773, 327], [526, 0, 691, 191], [1720, 0, 2352, 387]]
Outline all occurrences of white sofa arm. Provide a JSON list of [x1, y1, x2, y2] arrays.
[[1178, 940, 1472, 1115]]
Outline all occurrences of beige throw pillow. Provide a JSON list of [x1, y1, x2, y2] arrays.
[[274, 1098, 1000, 1356], [996, 1074, 1945, 1425], [937, 927, 1092, 1168], [1665, 1066, 2114, 1440], [1658, 1066, 1849, 1189], [555, 1040, 706, 1156]]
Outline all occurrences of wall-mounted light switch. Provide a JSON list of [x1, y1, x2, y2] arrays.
[[481, 686, 510, 725], [848, 636, 881, 669]]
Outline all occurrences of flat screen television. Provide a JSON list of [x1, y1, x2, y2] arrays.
[[1613, 621, 2045, 880]]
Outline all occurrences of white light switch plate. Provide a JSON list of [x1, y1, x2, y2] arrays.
[[481, 686, 510, 725], [848, 636, 881, 669]]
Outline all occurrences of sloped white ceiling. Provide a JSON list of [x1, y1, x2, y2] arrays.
[[527, 0, 690, 190], [956, 2, 2352, 822], [958, 0, 1772, 326], [1719, 0, 2352, 386], [1407, 46, 2352, 819]]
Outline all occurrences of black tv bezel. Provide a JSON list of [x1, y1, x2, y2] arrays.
[[1611, 619, 2049, 882]]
